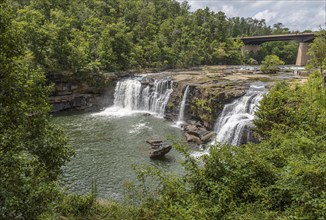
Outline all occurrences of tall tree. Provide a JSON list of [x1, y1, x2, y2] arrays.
[[0, 2, 73, 219], [308, 30, 326, 85]]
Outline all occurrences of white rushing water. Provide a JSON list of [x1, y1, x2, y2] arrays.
[[94, 78, 173, 117], [176, 85, 190, 126], [192, 83, 266, 158], [213, 83, 267, 146]]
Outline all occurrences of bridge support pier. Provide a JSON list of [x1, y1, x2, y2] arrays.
[[296, 42, 310, 66], [241, 44, 260, 56]]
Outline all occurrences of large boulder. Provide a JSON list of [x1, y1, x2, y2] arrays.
[[150, 145, 172, 159]]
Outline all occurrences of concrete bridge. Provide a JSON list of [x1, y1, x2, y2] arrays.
[[240, 33, 315, 66]]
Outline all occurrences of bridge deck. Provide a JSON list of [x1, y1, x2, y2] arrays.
[[240, 33, 315, 45]]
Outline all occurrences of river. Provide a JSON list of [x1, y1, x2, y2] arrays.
[[54, 112, 184, 199]]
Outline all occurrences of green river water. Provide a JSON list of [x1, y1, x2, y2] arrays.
[[53, 112, 184, 199]]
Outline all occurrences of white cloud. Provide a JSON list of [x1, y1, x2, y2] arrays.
[[253, 10, 278, 23], [251, 1, 270, 8], [177, 0, 326, 31], [221, 5, 239, 17]]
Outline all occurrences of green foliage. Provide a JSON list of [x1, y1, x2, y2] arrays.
[[10, 0, 279, 75], [246, 41, 298, 65], [307, 30, 326, 84], [0, 2, 73, 219], [191, 97, 213, 122], [254, 74, 325, 140], [260, 55, 285, 74]]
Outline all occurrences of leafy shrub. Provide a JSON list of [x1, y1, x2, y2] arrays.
[[260, 55, 285, 74]]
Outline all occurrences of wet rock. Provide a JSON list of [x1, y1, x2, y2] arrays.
[[198, 126, 207, 132], [164, 114, 174, 121], [231, 70, 238, 74], [184, 133, 202, 145], [141, 78, 154, 85], [297, 70, 310, 76], [203, 121, 211, 130], [184, 124, 197, 132], [188, 120, 197, 125], [255, 70, 264, 74], [187, 131, 201, 138], [195, 121, 202, 127], [183, 121, 215, 145], [150, 144, 161, 149], [224, 69, 233, 74], [150, 145, 172, 159], [201, 132, 216, 144], [143, 113, 151, 117]]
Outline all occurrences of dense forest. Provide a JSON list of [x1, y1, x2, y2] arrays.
[[1, 0, 325, 219], [11, 0, 298, 75]]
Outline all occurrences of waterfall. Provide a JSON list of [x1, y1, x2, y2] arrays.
[[176, 85, 190, 126], [95, 78, 173, 117], [149, 80, 173, 115], [113, 79, 142, 111], [213, 83, 266, 146]]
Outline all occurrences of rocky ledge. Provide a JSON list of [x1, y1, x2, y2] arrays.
[[160, 66, 303, 146], [47, 72, 116, 113]]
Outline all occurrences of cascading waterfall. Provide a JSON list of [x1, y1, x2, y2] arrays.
[[149, 80, 174, 115], [113, 79, 142, 111], [213, 83, 267, 146], [176, 85, 190, 126], [95, 78, 173, 117]]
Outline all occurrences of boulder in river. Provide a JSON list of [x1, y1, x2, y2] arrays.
[[150, 145, 172, 159]]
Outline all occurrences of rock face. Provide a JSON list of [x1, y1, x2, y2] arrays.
[[47, 73, 115, 113], [166, 81, 249, 129]]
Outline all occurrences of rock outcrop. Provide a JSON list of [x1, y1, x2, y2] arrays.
[[166, 81, 249, 128], [47, 72, 116, 113]]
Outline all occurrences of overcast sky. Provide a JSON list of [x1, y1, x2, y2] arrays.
[[176, 0, 326, 31]]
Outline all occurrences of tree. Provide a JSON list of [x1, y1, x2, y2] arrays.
[[307, 30, 326, 85], [0, 2, 73, 219], [260, 55, 285, 74]]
